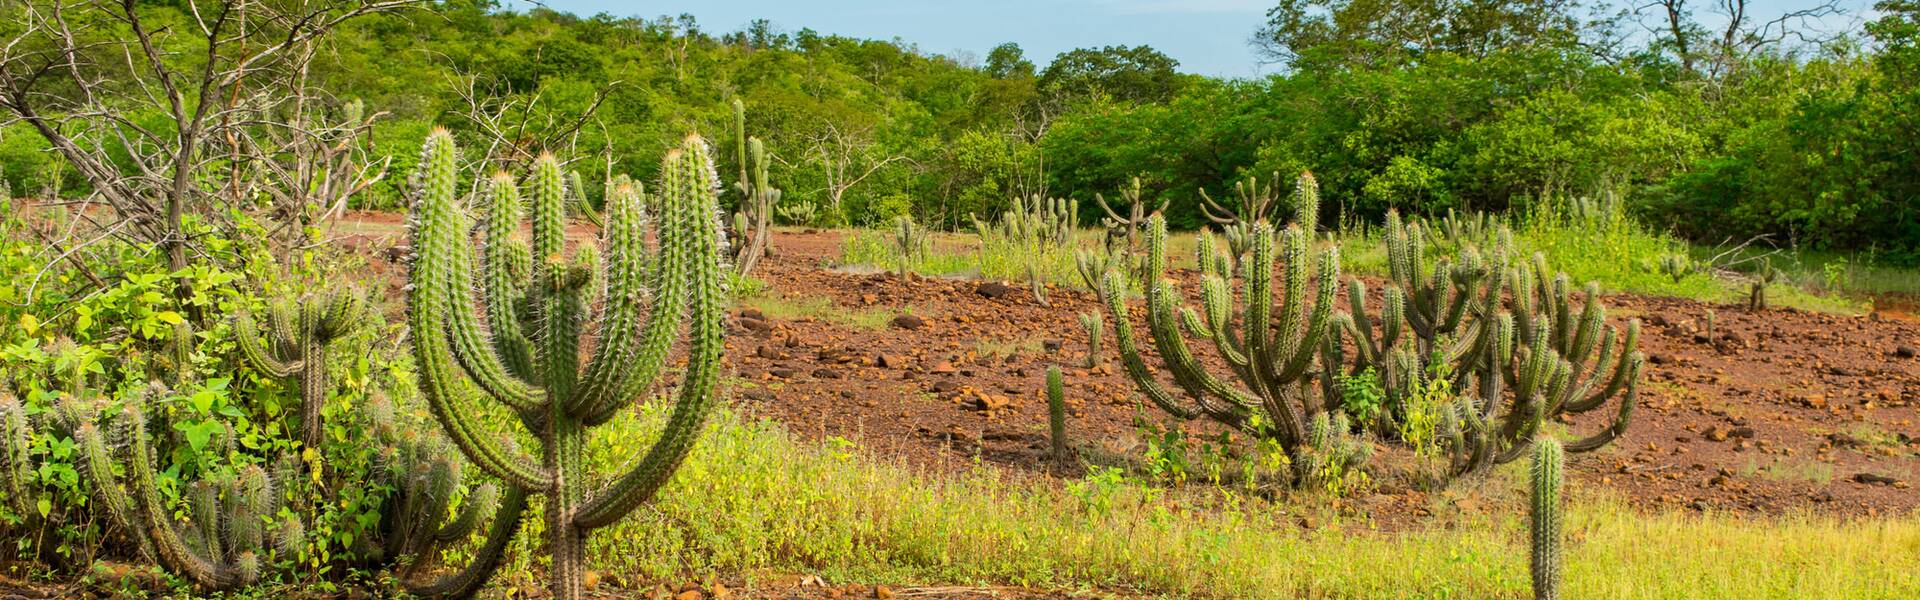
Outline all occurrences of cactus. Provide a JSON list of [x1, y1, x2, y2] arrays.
[[1102, 211, 1340, 463], [402, 129, 725, 600], [1748, 259, 1779, 310], [1093, 176, 1168, 259], [729, 99, 780, 277], [1046, 367, 1070, 466], [889, 214, 929, 277], [1658, 253, 1691, 283], [1078, 312, 1104, 369], [1298, 411, 1371, 493], [776, 198, 819, 226], [975, 194, 1078, 252], [232, 288, 366, 452], [1531, 438, 1565, 600], [570, 170, 605, 227]]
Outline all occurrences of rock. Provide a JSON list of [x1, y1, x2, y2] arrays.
[[970, 393, 1011, 411], [975, 281, 1016, 299], [674, 591, 704, 600], [861, 293, 879, 305], [930, 380, 960, 393], [738, 317, 773, 333], [739, 309, 765, 321], [1648, 353, 1675, 365], [874, 585, 895, 599], [384, 245, 412, 263], [876, 353, 910, 369], [1896, 345, 1918, 359], [929, 361, 958, 374], [770, 367, 798, 379], [1703, 426, 1728, 442], [890, 314, 926, 330], [1853, 472, 1901, 486], [712, 583, 732, 599], [1042, 339, 1063, 352], [1727, 426, 1756, 439], [1827, 432, 1865, 448], [812, 367, 843, 379], [755, 345, 781, 360]]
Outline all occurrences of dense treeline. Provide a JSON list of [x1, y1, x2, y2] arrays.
[[1, 0, 1916, 260]]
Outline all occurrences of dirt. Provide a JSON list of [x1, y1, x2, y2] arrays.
[[317, 215, 1920, 519]]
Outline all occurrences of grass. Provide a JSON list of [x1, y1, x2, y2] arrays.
[[454, 394, 1920, 598], [735, 291, 903, 330]]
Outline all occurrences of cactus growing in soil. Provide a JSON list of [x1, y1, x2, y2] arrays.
[[975, 194, 1077, 251], [1047, 367, 1069, 466], [1658, 253, 1692, 283], [1102, 212, 1340, 459], [730, 98, 779, 277], [1531, 438, 1565, 600], [889, 214, 928, 277], [1078, 312, 1104, 369], [1093, 176, 1168, 258], [404, 129, 725, 600], [233, 288, 366, 452], [1749, 259, 1779, 310]]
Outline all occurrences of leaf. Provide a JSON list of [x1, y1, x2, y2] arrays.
[[36, 498, 50, 518], [156, 311, 185, 325], [179, 420, 221, 452], [18, 314, 37, 335]]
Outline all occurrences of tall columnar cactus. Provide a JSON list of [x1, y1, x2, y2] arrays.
[[1077, 311, 1104, 369], [1093, 176, 1168, 258], [1291, 170, 1320, 237], [404, 129, 725, 600], [1046, 366, 1069, 466], [1531, 438, 1565, 600], [1103, 212, 1340, 456], [233, 288, 366, 452], [889, 214, 928, 277], [729, 98, 780, 276]]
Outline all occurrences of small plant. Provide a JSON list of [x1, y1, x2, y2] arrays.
[[1821, 257, 1849, 293], [888, 214, 928, 277], [1335, 368, 1385, 427], [401, 130, 727, 599], [1748, 259, 1779, 310], [1297, 411, 1371, 496], [232, 288, 366, 453], [1531, 438, 1565, 600], [1658, 253, 1692, 283], [1078, 312, 1104, 368], [1047, 367, 1070, 467]]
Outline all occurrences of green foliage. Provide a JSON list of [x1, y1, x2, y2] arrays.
[[401, 130, 726, 599]]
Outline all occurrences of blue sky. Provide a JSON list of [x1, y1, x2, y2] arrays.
[[512, 1, 1876, 78]]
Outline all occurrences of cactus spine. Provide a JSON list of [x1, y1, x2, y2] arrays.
[[1531, 438, 1565, 600], [233, 288, 366, 452], [404, 129, 725, 600], [1046, 366, 1069, 466]]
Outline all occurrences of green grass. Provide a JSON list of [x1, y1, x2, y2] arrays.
[[736, 292, 903, 330], [455, 395, 1920, 598]]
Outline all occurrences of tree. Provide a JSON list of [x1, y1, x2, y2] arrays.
[[1253, 0, 1583, 69], [986, 42, 1036, 78], [1039, 45, 1185, 104]]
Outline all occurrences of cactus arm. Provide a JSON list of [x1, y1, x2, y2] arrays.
[[577, 165, 696, 426], [0, 395, 33, 520], [1274, 241, 1339, 383], [403, 486, 529, 599], [1101, 269, 1199, 421], [233, 308, 302, 377], [407, 129, 552, 490], [571, 182, 660, 414], [575, 137, 728, 531], [1563, 357, 1640, 453], [1565, 321, 1640, 413], [1531, 438, 1565, 600], [482, 173, 536, 378], [1144, 278, 1258, 422], [432, 483, 500, 544]]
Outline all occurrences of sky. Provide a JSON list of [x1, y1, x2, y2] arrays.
[[510, 0, 1878, 78]]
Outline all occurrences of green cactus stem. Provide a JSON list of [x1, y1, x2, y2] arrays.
[[1047, 367, 1070, 466], [1078, 312, 1104, 369], [403, 129, 726, 600], [1531, 438, 1565, 600], [233, 288, 366, 453]]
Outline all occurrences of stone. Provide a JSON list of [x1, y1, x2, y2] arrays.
[[975, 281, 1016, 299], [755, 345, 781, 360], [812, 367, 843, 379], [1896, 345, 1918, 359], [890, 314, 926, 330], [876, 353, 910, 369], [1042, 339, 1063, 352], [1853, 472, 1901, 486]]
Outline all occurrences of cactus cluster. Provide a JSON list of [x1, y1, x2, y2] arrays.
[[974, 194, 1078, 251], [1099, 171, 1642, 485], [1657, 253, 1692, 283], [233, 288, 366, 452], [1093, 177, 1168, 260], [729, 98, 781, 276], [403, 128, 725, 600]]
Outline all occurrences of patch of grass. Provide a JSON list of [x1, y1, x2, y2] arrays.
[[973, 336, 1044, 360], [464, 394, 1920, 598], [1738, 457, 1838, 484], [736, 292, 900, 330]]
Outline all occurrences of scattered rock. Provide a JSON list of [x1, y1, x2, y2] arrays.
[[1853, 472, 1902, 486], [1042, 339, 1063, 352], [1896, 345, 1918, 359], [812, 367, 843, 379], [755, 345, 781, 360], [738, 309, 765, 321], [890, 314, 926, 330], [975, 281, 1016, 299], [674, 591, 703, 600], [1648, 353, 1675, 366], [1703, 426, 1728, 442], [770, 367, 798, 379], [929, 361, 958, 374], [1827, 432, 1865, 448], [930, 380, 960, 393], [874, 585, 895, 599], [384, 245, 411, 263], [969, 392, 1011, 411], [875, 353, 909, 369], [1727, 426, 1756, 439]]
